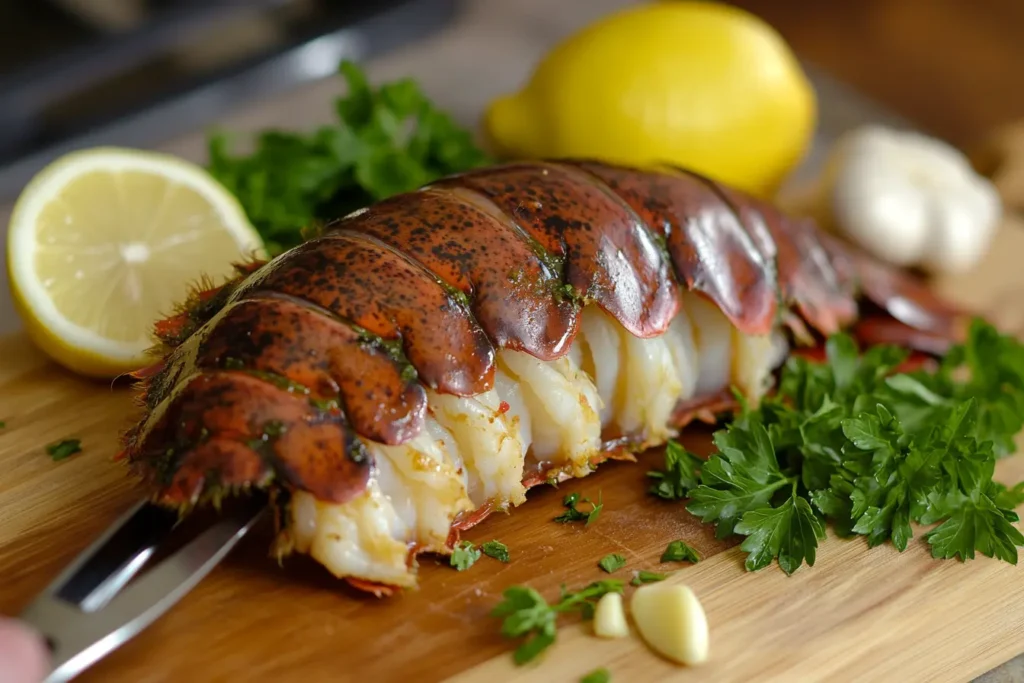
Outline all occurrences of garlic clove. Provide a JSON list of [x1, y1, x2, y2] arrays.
[[820, 124, 1003, 276], [925, 193, 988, 273], [593, 591, 629, 639], [630, 583, 709, 666], [832, 157, 929, 266]]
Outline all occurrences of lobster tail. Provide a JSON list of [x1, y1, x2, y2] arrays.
[[123, 159, 967, 588]]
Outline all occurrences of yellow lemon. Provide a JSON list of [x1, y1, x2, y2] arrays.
[[7, 147, 264, 378], [485, 0, 817, 197]]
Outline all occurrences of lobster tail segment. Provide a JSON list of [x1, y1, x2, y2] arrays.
[[434, 161, 682, 340], [128, 371, 370, 507], [567, 161, 779, 336]]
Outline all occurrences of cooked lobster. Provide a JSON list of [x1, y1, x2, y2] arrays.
[[122, 160, 965, 592]]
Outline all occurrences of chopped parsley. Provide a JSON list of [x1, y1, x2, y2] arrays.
[[630, 570, 668, 586], [684, 320, 1024, 573], [581, 668, 611, 683], [554, 491, 603, 526], [46, 438, 82, 461], [598, 553, 627, 573], [492, 580, 624, 665], [647, 440, 702, 500], [482, 540, 510, 563], [449, 541, 481, 571], [661, 540, 700, 564]]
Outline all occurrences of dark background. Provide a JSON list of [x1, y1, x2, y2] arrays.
[[730, 0, 1024, 148], [2, 0, 1022, 160]]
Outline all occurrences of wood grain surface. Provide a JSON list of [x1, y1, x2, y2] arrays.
[[1, 221, 1023, 682]]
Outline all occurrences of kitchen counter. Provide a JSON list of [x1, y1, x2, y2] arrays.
[[0, 1, 1020, 678]]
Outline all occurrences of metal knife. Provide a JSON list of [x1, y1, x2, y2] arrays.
[[18, 496, 267, 683]]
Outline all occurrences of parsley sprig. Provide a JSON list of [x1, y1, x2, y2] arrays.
[[208, 61, 492, 255], [491, 580, 624, 665], [554, 492, 603, 526], [646, 440, 702, 500], [686, 320, 1024, 573], [46, 438, 82, 462]]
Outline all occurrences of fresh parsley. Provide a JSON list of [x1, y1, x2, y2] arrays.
[[449, 541, 481, 571], [482, 540, 510, 563], [683, 320, 1024, 574], [661, 540, 700, 564], [46, 438, 81, 461], [0, 421, 6, 428], [598, 553, 627, 573], [207, 60, 492, 255], [492, 580, 624, 665], [554, 491, 603, 526], [630, 570, 668, 586], [581, 668, 611, 683], [992, 481, 1024, 510], [647, 440, 702, 500]]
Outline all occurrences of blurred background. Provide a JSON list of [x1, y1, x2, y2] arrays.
[[1, 0, 1022, 197], [0, 0, 458, 199]]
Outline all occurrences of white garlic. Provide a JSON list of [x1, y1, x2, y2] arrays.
[[817, 125, 1002, 275], [592, 591, 629, 639], [630, 583, 709, 666]]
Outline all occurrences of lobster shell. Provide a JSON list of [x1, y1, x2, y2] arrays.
[[123, 160, 965, 511]]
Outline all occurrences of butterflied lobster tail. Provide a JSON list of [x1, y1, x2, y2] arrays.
[[122, 160, 967, 590]]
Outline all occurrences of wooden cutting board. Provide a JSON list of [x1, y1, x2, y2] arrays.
[[2, 224, 1024, 683]]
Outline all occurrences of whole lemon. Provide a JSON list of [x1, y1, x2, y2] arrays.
[[484, 1, 817, 197]]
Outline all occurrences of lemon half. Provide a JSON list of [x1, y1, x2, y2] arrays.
[[7, 147, 264, 377]]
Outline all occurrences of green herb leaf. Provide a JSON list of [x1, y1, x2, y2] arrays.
[[581, 668, 611, 683], [686, 423, 789, 537], [598, 553, 627, 573], [678, 318, 1024, 573], [555, 580, 625, 615], [491, 586, 557, 664], [492, 581, 624, 665], [647, 440, 702, 500], [630, 570, 668, 586], [46, 438, 82, 461], [482, 540, 510, 563], [0, 421, 6, 428], [991, 481, 1024, 510], [925, 494, 1023, 563], [554, 491, 603, 526], [207, 60, 492, 255], [734, 494, 826, 574], [450, 541, 481, 571], [661, 540, 700, 564], [587, 493, 604, 527]]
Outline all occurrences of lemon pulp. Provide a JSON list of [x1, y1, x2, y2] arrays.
[[8, 148, 264, 377]]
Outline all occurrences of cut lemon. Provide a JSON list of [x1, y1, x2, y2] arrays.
[[7, 147, 264, 378]]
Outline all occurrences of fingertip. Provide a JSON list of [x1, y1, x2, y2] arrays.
[[0, 618, 51, 683]]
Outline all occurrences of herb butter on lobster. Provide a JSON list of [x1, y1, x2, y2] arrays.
[[122, 160, 964, 591]]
